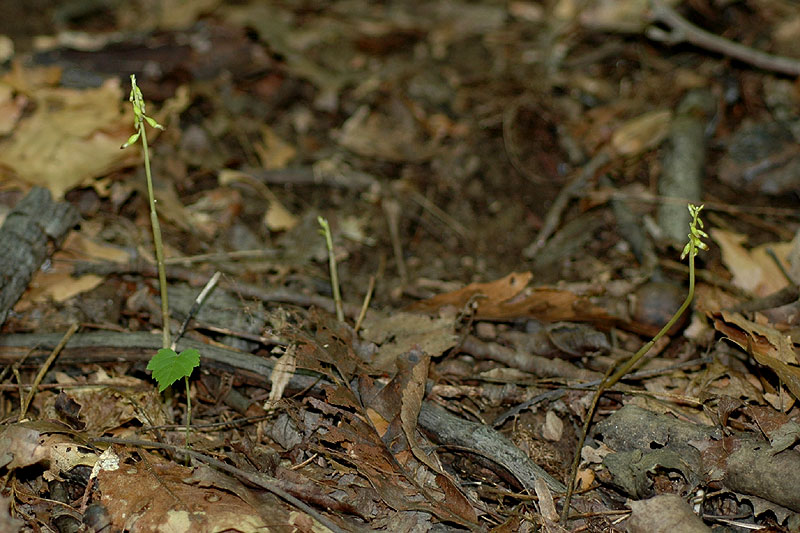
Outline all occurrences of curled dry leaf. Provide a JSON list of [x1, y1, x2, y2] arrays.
[[712, 311, 800, 401], [407, 271, 618, 327], [265, 345, 297, 410], [399, 351, 439, 472], [711, 228, 792, 297], [0, 77, 138, 198]]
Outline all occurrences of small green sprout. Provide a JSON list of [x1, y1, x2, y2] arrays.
[[318, 216, 344, 322]]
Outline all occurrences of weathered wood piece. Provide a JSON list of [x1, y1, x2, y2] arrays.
[[0, 331, 320, 390], [418, 401, 567, 494], [0, 188, 79, 327], [598, 405, 800, 514], [657, 89, 715, 245]]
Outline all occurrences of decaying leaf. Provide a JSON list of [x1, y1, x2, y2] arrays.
[[265, 345, 297, 409], [711, 228, 792, 297], [407, 271, 619, 327], [96, 451, 274, 532], [611, 109, 672, 156], [399, 351, 439, 472], [0, 77, 138, 198], [360, 311, 458, 371], [710, 310, 800, 400]]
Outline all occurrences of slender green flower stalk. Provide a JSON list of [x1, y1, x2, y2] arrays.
[[123, 75, 200, 449], [122, 74, 169, 349], [560, 204, 708, 522]]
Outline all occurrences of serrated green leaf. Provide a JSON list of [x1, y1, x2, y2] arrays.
[[147, 348, 200, 392]]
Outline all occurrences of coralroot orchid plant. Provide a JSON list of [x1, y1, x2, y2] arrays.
[[122, 75, 200, 444], [560, 204, 709, 521]]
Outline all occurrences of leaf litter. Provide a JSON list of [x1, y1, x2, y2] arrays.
[[2, 1, 800, 532]]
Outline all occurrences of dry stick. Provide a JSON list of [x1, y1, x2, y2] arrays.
[[171, 271, 221, 350], [91, 437, 349, 533], [657, 89, 715, 245], [353, 274, 375, 334], [523, 152, 609, 258], [491, 356, 711, 428], [383, 198, 408, 285], [71, 260, 362, 318], [19, 323, 79, 419], [418, 402, 566, 494], [405, 187, 470, 241], [603, 189, 800, 218], [163, 249, 280, 265], [648, 0, 800, 76], [0, 344, 37, 384]]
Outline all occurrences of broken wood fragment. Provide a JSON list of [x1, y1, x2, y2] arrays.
[[0, 187, 79, 327]]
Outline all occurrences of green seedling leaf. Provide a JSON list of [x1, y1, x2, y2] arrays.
[[147, 348, 200, 392]]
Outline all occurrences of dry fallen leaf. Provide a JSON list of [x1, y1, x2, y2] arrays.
[[399, 351, 440, 472], [218, 168, 298, 231], [255, 125, 297, 169], [611, 109, 672, 156], [360, 311, 458, 371], [710, 310, 800, 401], [265, 346, 297, 409], [336, 103, 438, 162], [711, 228, 792, 296], [407, 272, 618, 327], [0, 77, 138, 198], [97, 451, 271, 532]]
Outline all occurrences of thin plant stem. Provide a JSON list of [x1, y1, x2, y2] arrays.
[[139, 125, 170, 350], [125, 75, 198, 451], [184, 375, 191, 450], [318, 216, 344, 322], [560, 205, 706, 523]]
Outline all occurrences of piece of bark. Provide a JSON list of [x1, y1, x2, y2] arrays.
[[627, 494, 711, 533], [73, 260, 361, 319], [461, 335, 602, 382], [723, 438, 800, 513], [597, 405, 800, 513], [417, 401, 567, 494], [0, 188, 79, 327], [657, 89, 715, 246], [0, 331, 321, 392]]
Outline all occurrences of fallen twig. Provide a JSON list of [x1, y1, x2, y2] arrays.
[[418, 401, 567, 494], [648, 0, 800, 76], [18, 323, 79, 419]]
